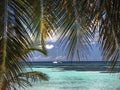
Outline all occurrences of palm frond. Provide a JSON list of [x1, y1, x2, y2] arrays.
[[0, 0, 51, 89], [82, 0, 120, 67], [18, 71, 49, 81], [55, 0, 120, 66], [54, 0, 92, 61], [1, 71, 48, 90]]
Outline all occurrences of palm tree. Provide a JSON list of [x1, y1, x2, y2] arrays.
[[0, 0, 53, 89], [0, 0, 120, 89], [56, 0, 120, 67]]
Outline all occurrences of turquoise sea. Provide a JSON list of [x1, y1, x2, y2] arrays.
[[22, 61, 120, 90]]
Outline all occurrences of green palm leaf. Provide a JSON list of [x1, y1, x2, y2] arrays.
[[0, 0, 120, 89], [2, 71, 48, 90], [54, 0, 92, 61], [55, 0, 120, 66], [0, 0, 51, 89]]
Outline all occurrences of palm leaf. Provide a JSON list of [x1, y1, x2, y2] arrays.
[[54, 0, 92, 61], [55, 0, 120, 67], [0, 0, 52, 89], [82, 0, 120, 67], [2, 71, 48, 90]]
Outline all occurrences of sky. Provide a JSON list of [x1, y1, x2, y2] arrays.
[[29, 44, 102, 61], [29, 37, 103, 62]]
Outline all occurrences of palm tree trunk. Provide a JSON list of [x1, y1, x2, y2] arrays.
[[2, 0, 8, 69], [0, 0, 8, 89], [40, 0, 46, 51]]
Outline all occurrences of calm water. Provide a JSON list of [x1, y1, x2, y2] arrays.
[[21, 62, 120, 90]]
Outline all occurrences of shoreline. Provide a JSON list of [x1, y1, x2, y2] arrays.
[[24, 61, 120, 73], [30, 65, 120, 73], [62, 67, 120, 73]]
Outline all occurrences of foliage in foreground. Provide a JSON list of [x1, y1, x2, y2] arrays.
[[0, 0, 52, 89], [0, 0, 120, 90]]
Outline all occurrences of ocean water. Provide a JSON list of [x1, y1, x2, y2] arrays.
[[21, 62, 120, 90]]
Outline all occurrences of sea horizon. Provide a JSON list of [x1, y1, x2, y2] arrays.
[[24, 61, 120, 72]]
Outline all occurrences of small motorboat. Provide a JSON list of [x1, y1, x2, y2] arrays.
[[53, 61, 58, 64]]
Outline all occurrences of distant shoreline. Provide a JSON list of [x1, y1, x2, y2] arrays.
[[62, 66, 120, 73], [24, 61, 120, 73]]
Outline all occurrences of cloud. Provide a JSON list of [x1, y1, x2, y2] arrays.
[[29, 55, 52, 61], [40, 56, 51, 60], [45, 44, 54, 49], [55, 56, 65, 60]]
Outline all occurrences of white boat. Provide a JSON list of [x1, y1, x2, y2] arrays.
[[53, 60, 62, 64], [53, 61, 58, 64]]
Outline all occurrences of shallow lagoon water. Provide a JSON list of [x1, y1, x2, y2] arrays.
[[22, 66, 120, 90]]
